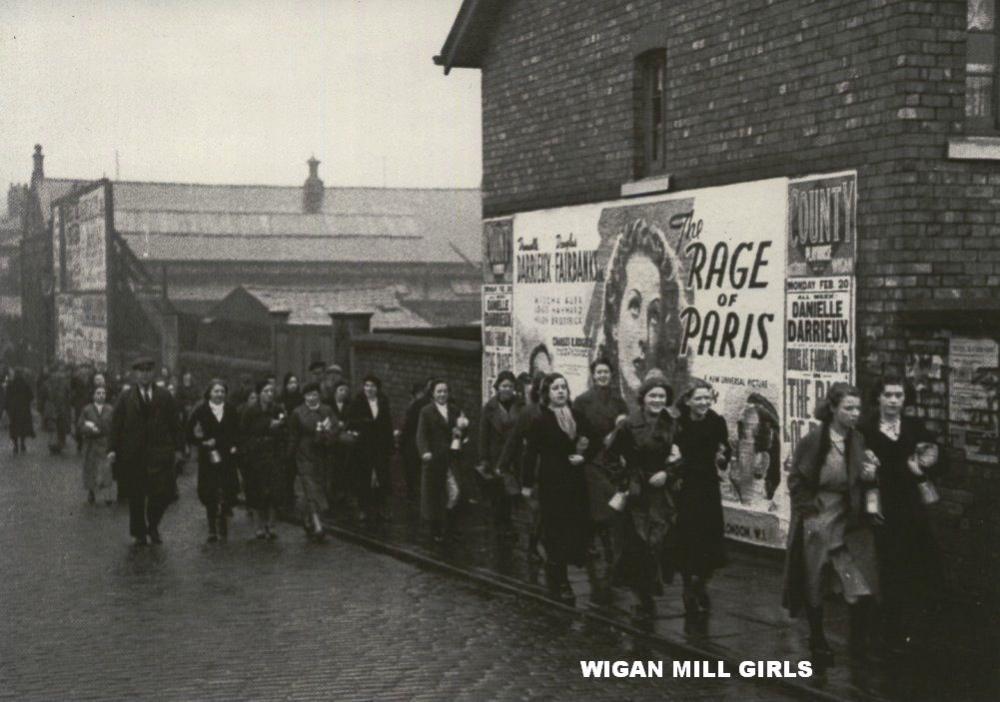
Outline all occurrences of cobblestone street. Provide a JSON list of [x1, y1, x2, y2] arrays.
[[0, 445, 799, 701]]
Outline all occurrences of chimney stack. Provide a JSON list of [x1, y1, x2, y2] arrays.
[[31, 144, 44, 189], [303, 156, 324, 214]]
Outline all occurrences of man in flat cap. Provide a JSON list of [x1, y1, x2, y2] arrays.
[[108, 357, 185, 545]]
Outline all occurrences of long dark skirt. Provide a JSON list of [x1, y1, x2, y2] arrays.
[[673, 478, 726, 577]]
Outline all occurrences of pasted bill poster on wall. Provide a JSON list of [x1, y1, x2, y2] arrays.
[[949, 336, 999, 463], [482, 284, 514, 401], [784, 172, 857, 460], [52, 181, 111, 365], [511, 178, 790, 547], [55, 293, 108, 365]]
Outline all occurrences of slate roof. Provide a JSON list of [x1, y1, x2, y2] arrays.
[[229, 285, 432, 329], [110, 181, 481, 266]]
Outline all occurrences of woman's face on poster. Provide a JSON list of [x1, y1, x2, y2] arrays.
[[618, 253, 661, 392]]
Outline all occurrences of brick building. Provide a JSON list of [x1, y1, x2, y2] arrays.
[[438, 0, 999, 605], [17, 146, 482, 370]]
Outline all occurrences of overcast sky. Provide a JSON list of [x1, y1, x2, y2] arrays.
[[0, 0, 481, 196]]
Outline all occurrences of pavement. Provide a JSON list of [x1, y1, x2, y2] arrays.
[[318, 459, 1000, 702], [2, 437, 801, 702]]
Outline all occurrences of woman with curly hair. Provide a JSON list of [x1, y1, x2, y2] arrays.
[[674, 378, 731, 613], [782, 383, 880, 665], [608, 375, 682, 616], [598, 217, 690, 407]]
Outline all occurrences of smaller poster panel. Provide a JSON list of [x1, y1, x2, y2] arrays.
[[482, 283, 514, 402], [949, 336, 999, 463], [55, 293, 108, 365], [483, 218, 514, 284], [787, 173, 856, 277], [784, 276, 854, 457]]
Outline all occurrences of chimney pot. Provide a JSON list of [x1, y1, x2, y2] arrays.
[[303, 156, 324, 214]]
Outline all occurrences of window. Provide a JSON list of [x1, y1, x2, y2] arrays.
[[637, 50, 668, 177], [967, 0, 998, 132]]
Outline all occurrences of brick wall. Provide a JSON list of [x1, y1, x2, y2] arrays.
[[474, 0, 999, 603], [350, 333, 484, 433]]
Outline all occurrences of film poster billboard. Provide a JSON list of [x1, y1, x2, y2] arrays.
[[512, 178, 790, 547], [482, 284, 514, 400], [784, 173, 857, 459], [52, 181, 111, 365]]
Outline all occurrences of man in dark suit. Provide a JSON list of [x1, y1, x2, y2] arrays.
[[108, 357, 184, 545]]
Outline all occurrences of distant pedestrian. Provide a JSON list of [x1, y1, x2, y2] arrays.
[[288, 382, 335, 540], [108, 357, 185, 546], [522, 373, 595, 603], [325, 379, 355, 511], [347, 374, 395, 523], [240, 381, 286, 539], [782, 383, 880, 665], [417, 379, 470, 541], [477, 370, 523, 537], [78, 385, 115, 505], [400, 378, 433, 502], [5, 367, 35, 455], [279, 373, 304, 514], [44, 363, 71, 454], [496, 371, 546, 558], [188, 379, 241, 542]]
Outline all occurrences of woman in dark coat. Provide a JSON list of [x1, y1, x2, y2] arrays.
[[572, 358, 629, 574], [401, 379, 433, 501], [240, 381, 287, 539], [782, 383, 880, 665], [608, 375, 682, 615], [860, 376, 942, 652], [325, 380, 355, 508], [674, 378, 732, 613], [418, 379, 470, 541], [278, 373, 305, 514], [5, 367, 34, 454], [347, 374, 395, 523], [187, 379, 241, 542], [288, 382, 336, 540], [522, 373, 596, 602], [477, 370, 523, 535]]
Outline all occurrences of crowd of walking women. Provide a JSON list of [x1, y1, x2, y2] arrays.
[[1, 356, 944, 666]]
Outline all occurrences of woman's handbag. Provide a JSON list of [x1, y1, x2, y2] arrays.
[[501, 471, 520, 497]]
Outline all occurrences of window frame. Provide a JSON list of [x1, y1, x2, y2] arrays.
[[636, 49, 668, 178], [966, 0, 999, 134]]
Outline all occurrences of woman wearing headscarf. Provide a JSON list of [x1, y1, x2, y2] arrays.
[[188, 379, 241, 542], [5, 367, 34, 455], [607, 375, 682, 616], [78, 384, 115, 505], [783, 383, 880, 665], [287, 382, 336, 541], [417, 379, 470, 541], [674, 378, 731, 613], [522, 373, 597, 602], [477, 370, 523, 537], [240, 380, 287, 539], [572, 358, 629, 580], [860, 376, 942, 653], [347, 374, 394, 523]]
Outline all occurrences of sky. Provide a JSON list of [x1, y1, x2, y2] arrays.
[[0, 0, 481, 196]]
